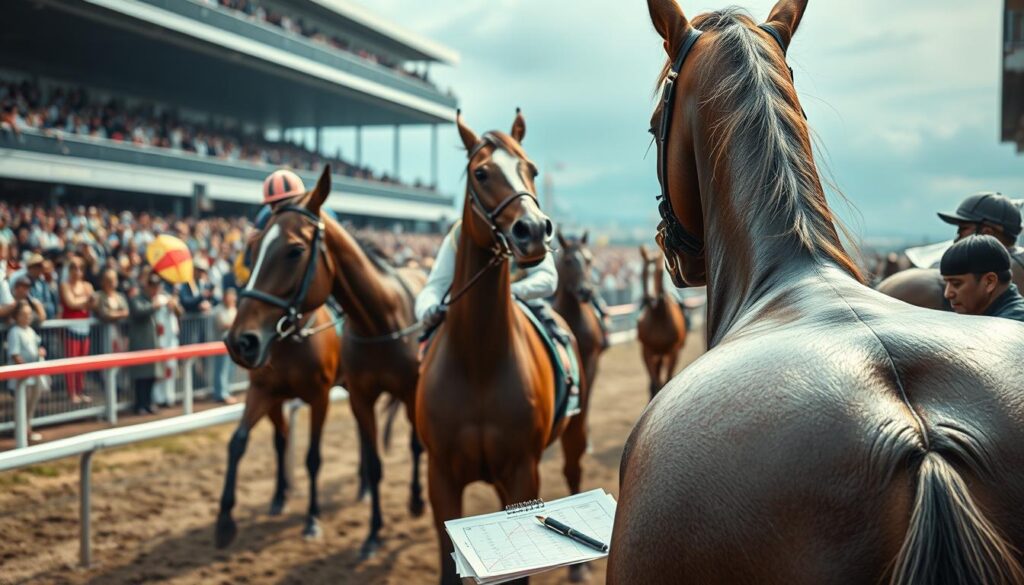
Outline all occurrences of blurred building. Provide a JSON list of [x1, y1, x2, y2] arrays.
[[0, 0, 459, 230], [1004, 0, 1023, 153]]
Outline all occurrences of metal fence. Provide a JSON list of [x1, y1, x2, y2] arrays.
[[0, 314, 245, 433]]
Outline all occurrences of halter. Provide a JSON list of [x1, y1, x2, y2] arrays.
[[239, 204, 325, 339], [654, 23, 802, 261], [465, 132, 540, 258]]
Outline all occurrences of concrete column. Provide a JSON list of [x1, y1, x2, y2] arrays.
[[393, 125, 401, 179], [315, 127, 323, 156], [355, 126, 363, 166], [431, 124, 439, 188]]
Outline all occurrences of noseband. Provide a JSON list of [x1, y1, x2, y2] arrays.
[[466, 132, 540, 258], [654, 23, 802, 261], [239, 204, 325, 339]]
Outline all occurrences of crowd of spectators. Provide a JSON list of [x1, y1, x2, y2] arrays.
[[206, 0, 438, 89], [0, 78, 433, 190]]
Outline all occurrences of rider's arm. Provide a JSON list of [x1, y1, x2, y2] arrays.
[[511, 253, 558, 301], [415, 230, 457, 321]]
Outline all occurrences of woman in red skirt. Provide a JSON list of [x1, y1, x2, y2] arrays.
[[59, 256, 94, 403]]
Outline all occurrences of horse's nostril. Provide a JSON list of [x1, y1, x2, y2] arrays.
[[238, 332, 261, 361], [544, 219, 554, 238], [511, 220, 531, 241]]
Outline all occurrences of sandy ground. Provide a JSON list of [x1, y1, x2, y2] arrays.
[[0, 336, 704, 585]]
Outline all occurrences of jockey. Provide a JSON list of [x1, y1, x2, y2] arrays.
[[937, 192, 1024, 292], [416, 221, 559, 332], [254, 169, 338, 230]]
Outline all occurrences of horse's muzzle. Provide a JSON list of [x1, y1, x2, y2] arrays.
[[226, 330, 270, 369], [508, 214, 552, 266]]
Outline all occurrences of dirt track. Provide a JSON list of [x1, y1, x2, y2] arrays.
[[0, 336, 704, 585]]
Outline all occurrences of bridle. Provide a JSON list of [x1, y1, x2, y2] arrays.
[[465, 132, 540, 259], [239, 204, 325, 339], [654, 22, 801, 263]]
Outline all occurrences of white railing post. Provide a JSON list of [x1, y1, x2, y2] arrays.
[[105, 368, 118, 425], [14, 382, 27, 449], [183, 358, 194, 415]]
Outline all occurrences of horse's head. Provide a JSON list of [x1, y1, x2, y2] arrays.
[[457, 109, 552, 267], [645, 0, 810, 287], [226, 166, 335, 368], [556, 230, 595, 302]]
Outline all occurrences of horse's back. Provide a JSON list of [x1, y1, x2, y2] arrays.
[[875, 267, 945, 310], [611, 290, 1024, 584]]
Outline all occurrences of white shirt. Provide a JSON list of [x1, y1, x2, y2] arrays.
[[415, 224, 557, 320]]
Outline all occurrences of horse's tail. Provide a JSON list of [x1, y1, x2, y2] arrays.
[[381, 394, 402, 454], [890, 451, 1024, 585]]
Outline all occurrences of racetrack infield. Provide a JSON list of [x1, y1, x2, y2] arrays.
[[0, 335, 704, 585]]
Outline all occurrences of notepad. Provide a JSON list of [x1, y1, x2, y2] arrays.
[[445, 488, 618, 585]]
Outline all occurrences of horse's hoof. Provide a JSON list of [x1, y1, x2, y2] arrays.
[[408, 496, 426, 518], [303, 517, 322, 541], [269, 497, 285, 516], [359, 536, 381, 560], [569, 563, 592, 583], [214, 515, 237, 549], [356, 483, 369, 502]]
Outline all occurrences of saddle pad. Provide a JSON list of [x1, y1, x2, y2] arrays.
[[515, 300, 581, 433]]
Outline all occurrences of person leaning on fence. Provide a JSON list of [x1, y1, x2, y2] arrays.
[[20, 254, 58, 319], [59, 255, 95, 404], [9, 275, 45, 328], [93, 268, 129, 353], [8, 300, 48, 442], [127, 270, 169, 415], [940, 235, 1024, 323], [211, 287, 238, 404]]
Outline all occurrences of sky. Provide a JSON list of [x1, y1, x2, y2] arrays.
[[337, 0, 1021, 245]]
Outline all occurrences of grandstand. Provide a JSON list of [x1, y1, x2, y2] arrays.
[[0, 0, 459, 230]]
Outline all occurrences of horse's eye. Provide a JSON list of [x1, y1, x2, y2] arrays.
[[530, 167, 539, 179], [287, 247, 304, 258], [473, 168, 488, 182]]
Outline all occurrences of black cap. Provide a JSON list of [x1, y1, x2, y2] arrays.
[[937, 192, 1022, 238], [940, 235, 1011, 279]]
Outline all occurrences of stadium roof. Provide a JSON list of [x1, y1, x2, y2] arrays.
[[296, 0, 460, 65]]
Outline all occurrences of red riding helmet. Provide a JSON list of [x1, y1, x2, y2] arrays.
[[262, 169, 306, 205]]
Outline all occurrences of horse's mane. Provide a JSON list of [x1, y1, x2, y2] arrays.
[[657, 9, 863, 283], [354, 237, 396, 274]]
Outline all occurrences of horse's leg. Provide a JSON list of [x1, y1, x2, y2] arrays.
[[215, 388, 269, 548], [497, 461, 541, 585], [664, 350, 681, 387], [642, 346, 661, 399], [408, 420, 426, 517], [350, 392, 384, 559], [267, 399, 289, 516], [302, 393, 329, 539], [428, 461, 465, 585], [561, 412, 592, 584]]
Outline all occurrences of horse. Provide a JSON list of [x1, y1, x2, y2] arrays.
[[554, 230, 606, 403], [215, 304, 341, 548], [225, 166, 427, 559], [636, 245, 687, 399], [609, 2, 1024, 584], [876, 267, 947, 311], [416, 110, 591, 585]]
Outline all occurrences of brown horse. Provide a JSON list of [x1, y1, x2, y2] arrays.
[[876, 267, 946, 311], [636, 245, 687, 399], [610, 2, 1024, 584], [554, 230, 606, 403], [225, 166, 426, 558], [416, 111, 590, 585], [216, 305, 341, 547]]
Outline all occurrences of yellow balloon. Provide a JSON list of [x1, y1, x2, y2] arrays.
[[145, 234, 194, 285]]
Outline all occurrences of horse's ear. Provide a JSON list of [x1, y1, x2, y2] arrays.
[[308, 165, 331, 214], [556, 230, 568, 249], [511, 107, 526, 143], [639, 245, 651, 262], [764, 0, 808, 48], [456, 110, 480, 153], [581, 230, 589, 245], [647, 0, 691, 59]]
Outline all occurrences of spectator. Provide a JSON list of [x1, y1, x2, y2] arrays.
[[941, 235, 1024, 322], [59, 255, 95, 403], [8, 301, 48, 442], [212, 287, 238, 404], [21, 254, 58, 319], [93, 268, 129, 354], [10, 275, 45, 327], [152, 281, 183, 408], [127, 270, 166, 415]]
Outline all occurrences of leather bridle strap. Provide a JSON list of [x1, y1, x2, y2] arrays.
[[464, 132, 540, 258], [239, 204, 325, 339], [757, 23, 807, 119]]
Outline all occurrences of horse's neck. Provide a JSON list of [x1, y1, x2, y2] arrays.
[[323, 220, 403, 335], [652, 266, 665, 299], [448, 229, 515, 349]]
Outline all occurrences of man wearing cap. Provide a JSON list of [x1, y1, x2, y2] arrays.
[[938, 192, 1024, 292], [15, 253, 58, 319], [7, 275, 45, 327], [940, 235, 1024, 323]]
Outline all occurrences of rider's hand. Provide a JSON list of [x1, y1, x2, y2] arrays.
[[423, 304, 447, 329]]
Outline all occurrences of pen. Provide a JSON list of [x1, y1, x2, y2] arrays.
[[536, 515, 609, 553]]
